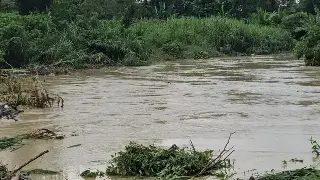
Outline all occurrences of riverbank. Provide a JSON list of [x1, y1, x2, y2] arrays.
[[0, 12, 294, 70]]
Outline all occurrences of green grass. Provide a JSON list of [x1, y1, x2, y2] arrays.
[[256, 168, 320, 180], [0, 11, 294, 69], [129, 17, 293, 58]]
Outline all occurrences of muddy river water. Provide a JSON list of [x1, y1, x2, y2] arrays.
[[1, 54, 320, 179]]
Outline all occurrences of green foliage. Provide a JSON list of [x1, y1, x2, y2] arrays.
[[0, 12, 55, 68], [0, 12, 151, 68], [293, 18, 320, 66], [281, 12, 309, 40], [249, 8, 291, 26], [0, 11, 293, 69], [106, 142, 230, 178], [0, 137, 21, 150], [256, 168, 320, 180], [131, 17, 293, 56], [162, 42, 183, 58], [194, 51, 210, 59], [310, 137, 320, 156]]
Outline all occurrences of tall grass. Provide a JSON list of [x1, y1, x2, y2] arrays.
[[129, 17, 293, 59], [0, 12, 294, 68]]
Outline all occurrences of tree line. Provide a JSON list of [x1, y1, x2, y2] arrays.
[[1, 0, 319, 20]]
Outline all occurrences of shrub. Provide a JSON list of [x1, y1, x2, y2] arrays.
[[256, 168, 320, 180], [0, 12, 56, 68], [130, 17, 293, 56], [294, 21, 320, 66], [281, 12, 309, 40], [162, 42, 183, 58], [0, 13, 294, 68], [106, 142, 231, 178]]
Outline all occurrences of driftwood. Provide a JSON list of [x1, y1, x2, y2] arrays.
[[6, 150, 49, 180], [0, 103, 23, 121]]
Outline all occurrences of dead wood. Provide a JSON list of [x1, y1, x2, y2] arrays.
[[6, 150, 49, 180]]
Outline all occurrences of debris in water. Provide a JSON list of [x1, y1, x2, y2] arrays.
[[0, 75, 64, 108], [25, 169, 60, 175], [25, 129, 65, 140], [0, 162, 8, 179], [67, 144, 82, 148], [0, 102, 23, 121], [106, 132, 235, 178], [6, 150, 49, 180], [80, 169, 105, 178]]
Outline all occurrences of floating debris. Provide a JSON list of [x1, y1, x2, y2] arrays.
[[25, 128, 65, 140], [67, 144, 82, 149], [106, 133, 235, 179], [0, 75, 64, 108], [0, 102, 23, 121], [25, 169, 60, 175], [80, 169, 105, 178]]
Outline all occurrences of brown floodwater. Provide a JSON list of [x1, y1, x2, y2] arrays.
[[1, 54, 320, 180]]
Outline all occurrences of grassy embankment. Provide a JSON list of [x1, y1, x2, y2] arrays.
[[0, 12, 294, 70]]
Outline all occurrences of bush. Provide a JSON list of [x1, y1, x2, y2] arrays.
[[0, 12, 294, 69], [250, 8, 281, 26], [281, 12, 309, 40], [130, 17, 293, 56], [256, 168, 320, 180], [294, 23, 320, 66], [162, 42, 183, 58], [0, 12, 56, 68], [106, 142, 231, 178]]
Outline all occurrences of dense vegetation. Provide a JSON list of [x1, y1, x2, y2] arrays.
[[0, 0, 319, 69], [257, 168, 320, 180], [106, 142, 232, 179]]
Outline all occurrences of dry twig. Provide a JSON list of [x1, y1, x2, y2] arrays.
[[192, 132, 236, 178]]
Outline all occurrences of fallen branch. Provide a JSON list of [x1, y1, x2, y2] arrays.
[[6, 150, 49, 180], [193, 132, 236, 178]]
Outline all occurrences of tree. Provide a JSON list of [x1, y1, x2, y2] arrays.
[[299, 0, 320, 14], [15, 0, 52, 15]]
